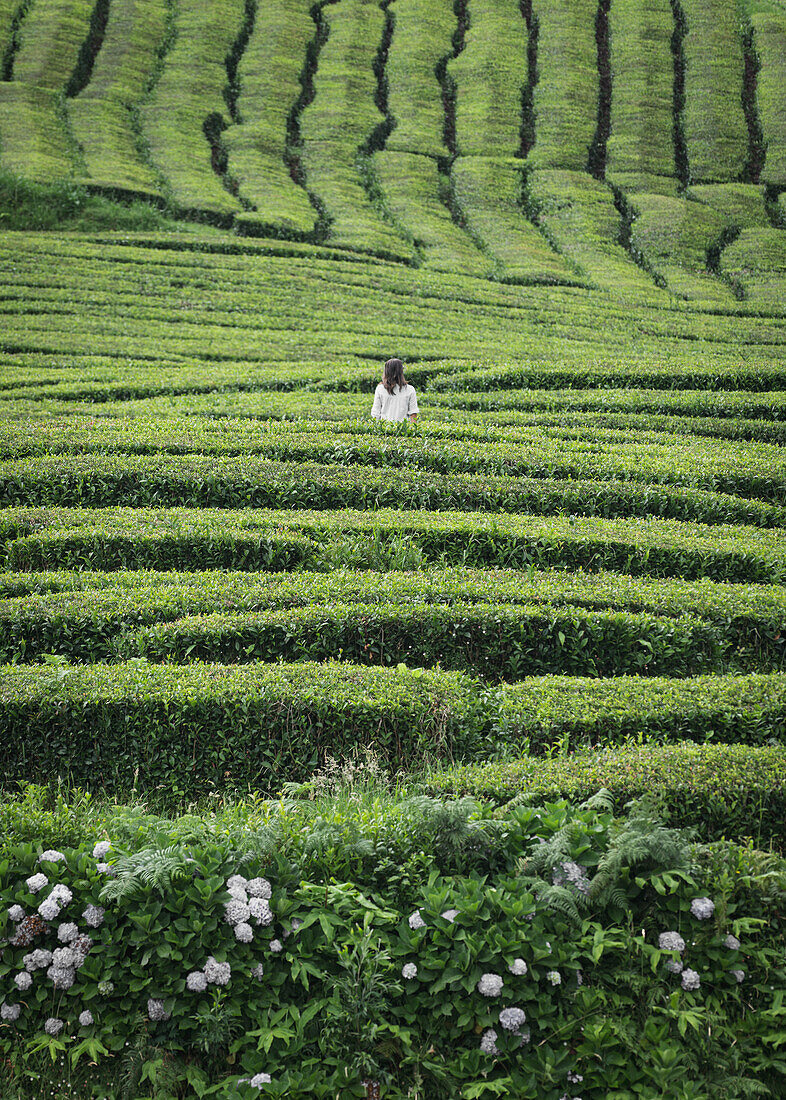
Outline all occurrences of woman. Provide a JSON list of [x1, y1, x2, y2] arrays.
[[371, 358, 419, 423]]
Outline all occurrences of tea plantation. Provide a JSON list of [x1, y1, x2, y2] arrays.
[[0, 0, 785, 1096]]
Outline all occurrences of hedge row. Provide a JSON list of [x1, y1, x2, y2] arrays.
[[3, 505, 785, 581], [0, 428, 781, 503], [428, 742, 786, 845], [0, 661, 483, 792], [1, 453, 782, 527], [0, 663, 782, 794], [490, 671, 786, 752], [4, 563, 782, 631]]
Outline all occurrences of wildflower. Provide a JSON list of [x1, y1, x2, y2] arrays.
[[14, 973, 32, 991], [247, 878, 272, 899], [8, 905, 24, 922], [508, 958, 528, 976], [186, 971, 208, 992], [402, 963, 418, 979], [58, 922, 78, 943], [147, 999, 170, 1022], [250, 1073, 272, 1087], [39, 851, 65, 864], [546, 971, 562, 986], [224, 899, 251, 927], [665, 958, 683, 974], [47, 965, 75, 990], [23, 948, 52, 972], [477, 973, 504, 997], [235, 922, 254, 943], [204, 957, 231, 986], [97, 980, 114, 996], [92, 841, 111, 859], [78, 1010, 94, 1027], [690, 897, 715, 921], [441, 909, 459, 922], [658, 931, 685, 953], [249, 898, 273, 925], [723, 934, 741, 951], [50, 885, 72, 906], [38, 898, 60, 921], [83, 905, 105, 928], [408, 910, 426, 930], [25, 873, 48, 894], [269, 939, 283, 953], [499, 1007, 526, 1031], [681, 969, 701, 991], [480, 1028, 499, 1055], [1, 1003, 21, 1022], [251, 964, 265, 981], [731, 969, 745, 983], [44, 1017, 64, 1036]]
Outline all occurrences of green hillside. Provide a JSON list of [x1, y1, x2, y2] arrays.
[[0, 0, 785, 1097]]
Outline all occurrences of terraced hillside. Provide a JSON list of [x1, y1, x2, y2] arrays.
[[0, 2, 785, 1095]]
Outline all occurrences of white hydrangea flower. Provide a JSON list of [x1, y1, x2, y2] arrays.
[[290, 918, 302, 933], [97, 980, 114, 996], [499, 1007, 526, 1031], [224, 899, 251, 927], [186, 971, 208, 992], [96, 863, 114, 875], [78, 1010, 94, 1027], [402, 963, 418, 979], [83, 905, 105, 928], [690, 897, 715, 921], [441, 909, 459, 923], [26, 873, 48, 894], [147, 999, 170, 1021], [479, 1028, 499, 1055], [731, 969, 745, 983], [568, 1071, 584, 1084], [681, 969, 701, 991], [38, 898, 60, 921], [658, 931, 686, 953], [47, 965, 75, 990], [226, 874, 248, 892], [249, 898, 273, 925], [251, 963, 265, 981], [546, 971, 562, 986], [269, 939, 283, 954], [92, 841, 111, 859], [508, 958, 528, 976], [14, 972, 32, 991], [724, 934, 741, 950], [50, 885, 72, 906], [52, 947, 77, 969], [665, 958, 683, 974], [39, 851, 65, 864], [250, 1073, 272, 1087], [552, 860, 590, 897], [44, 1017, 64, 1036], [408, 910, 426, 930], [1, 1003, 21, 1022], [228, 884, 249, 902], [204, 957, 231, 986], [234, 922, 254, 944], [247, 878, 272, 899], [71, 934, 92, 965], [8, 905, 24, 922], [477, 973, 504, 997], [57, 922, 79, 943], [23, 949, 52, 972]]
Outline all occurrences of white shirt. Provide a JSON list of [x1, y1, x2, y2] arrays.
[[371, 383, 419, 422]]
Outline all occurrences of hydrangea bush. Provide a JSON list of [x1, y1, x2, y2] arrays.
[[0, 800, 783, 1098]]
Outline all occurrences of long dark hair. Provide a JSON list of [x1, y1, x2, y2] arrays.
[[382, 357, 407, 394]]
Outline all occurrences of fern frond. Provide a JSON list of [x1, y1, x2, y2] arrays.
[[99, 846, 195, 902]]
